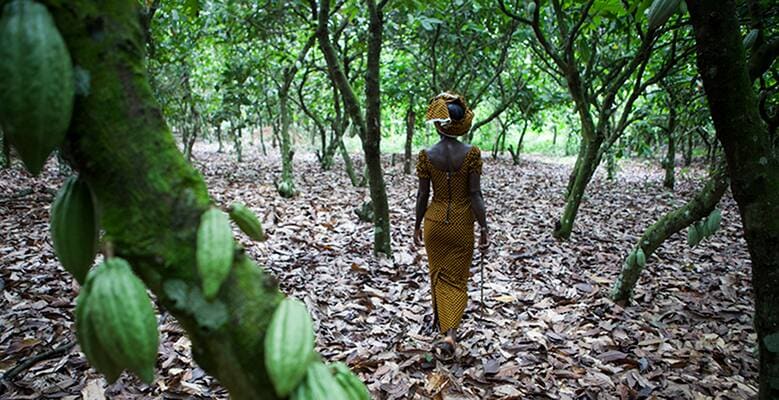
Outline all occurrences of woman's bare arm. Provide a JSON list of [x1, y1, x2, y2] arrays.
[[469, 173, 487, 229], [415, 178, 431, 230]]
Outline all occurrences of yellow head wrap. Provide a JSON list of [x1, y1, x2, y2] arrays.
[[425, 92, 474, 137]]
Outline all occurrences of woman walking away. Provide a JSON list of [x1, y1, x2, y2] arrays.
[[414, 92, 489, 360]]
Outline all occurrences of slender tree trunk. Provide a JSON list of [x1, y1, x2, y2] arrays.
[[277, 89, 295, 197], [258, 116, 267, 156], [684, 130, 693, 166], [316, 0, 392, 255], [508, 119, 528, 165], [611, 161, 728, 304], [216, 124, 223, 153], [663, 130, 676, 190], [555, 136, 604, 239], [50, 2, 282, 398], [552, 126, 558, 146], [688, 1, 779, 396], [339, 140, 362, 187], [403, 105, 415, 174], [0, 130, 9, 169]]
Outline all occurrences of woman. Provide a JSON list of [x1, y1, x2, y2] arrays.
[[414, 92, 489, 359]]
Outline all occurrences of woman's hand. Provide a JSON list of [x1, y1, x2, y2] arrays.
[[478, 228, 490, 251], [413, 228, 424, 247]]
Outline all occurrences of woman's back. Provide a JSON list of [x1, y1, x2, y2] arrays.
[[416, 143, 482, 225]]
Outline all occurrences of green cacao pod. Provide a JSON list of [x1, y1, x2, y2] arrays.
[[706, 209, 722, 236], [196, 208, 234, 300], [75, 271, 123, 383], [291, 361, 350, 400], [88, 258, 158, 383], [332, 362, 371, 400], [635, 248, 646, 268], [0, 0, 75, 175], [626, 250, 637, 267], [743, 29, 759, 50], [229, 202, 265, 241], [50, 176, 98, 284], [265, 297, 316, 397], [646, 0, 680, 31]]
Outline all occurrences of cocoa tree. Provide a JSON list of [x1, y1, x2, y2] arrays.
[[686, 1, 779, 397]]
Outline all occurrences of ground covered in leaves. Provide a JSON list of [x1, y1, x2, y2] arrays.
[[0, 144, 757, 399]]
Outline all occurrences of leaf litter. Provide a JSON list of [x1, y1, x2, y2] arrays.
[[0, 144, 756, 399]]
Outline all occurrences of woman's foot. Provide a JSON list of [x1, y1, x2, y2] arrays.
[[433, 332, 457, 361]]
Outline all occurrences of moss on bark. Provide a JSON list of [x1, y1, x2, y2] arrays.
[[49, 2, 283, 398]]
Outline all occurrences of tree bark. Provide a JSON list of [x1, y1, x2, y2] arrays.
[[662, 129, 676, 190], [403, 105, 415, 175], [554, 136, 604, 239], [688, 1, 779, 396], [611, 161, 728, 304], [50, 2, 283, 399], [316, 0, 392, 256], [339, 140, 362, 187]]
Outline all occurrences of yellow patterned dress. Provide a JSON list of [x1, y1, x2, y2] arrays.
[[416, 146, 482, 332]]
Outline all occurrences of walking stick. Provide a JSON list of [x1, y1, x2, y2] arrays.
[[479, 248, 486, 317]]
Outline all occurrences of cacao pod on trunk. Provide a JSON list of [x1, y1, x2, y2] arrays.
[[75, 270, 123, 383], [332, 362, 371, 400], [50, 176, 99, 284], [196, 208, 234, 300], [635, 248, 646, 268], [87, 258, 158, 383], [291, 361, 350, 400], [265, 298, 316, 397], [0, 0, 75, 175], [229, 202, 265, 241]]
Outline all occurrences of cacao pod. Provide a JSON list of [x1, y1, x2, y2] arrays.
[[196, 208, 234, 300], [687, 223, 702, 247], [743, 29, 759, 50], [635, 248, 646, 268], [527, 2, 536, 14], [626, 251, 637, 267], [75, 271, 123, 383], [0, 0, 75, 175], [292, 361, 350, 400], [646, 0, 680, 31], [265, 298, 316, 397], [229, 202, 265, 241], [706, 209, 722, 236], [50, 176, 98, 284], [88, 258, 158, 383], [332, 362, 371, 400]]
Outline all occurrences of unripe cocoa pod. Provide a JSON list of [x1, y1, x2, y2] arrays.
[[0, 0, 75, 175], [646, 0, 680, 31], [50, 176, 98, 284], [88, 258, 158, 383], [743, 29, 759, 50], [291, 361, 350, 400], [229, 202, 265, 241], [706, 209, 721, 236], [687, 223, 702, 247], [75, 271, 123, 383], [626, 251, 637, 267], [265, 298, 316, 397], [635, 248, 646, 268], [196, 208, 234, 300], [332, 362, 371, 400]]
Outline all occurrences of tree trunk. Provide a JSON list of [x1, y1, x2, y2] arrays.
[[403, 106, 415, 175], [50, 2, 283, 398], [362, 0, 392, 256], [339, 140, 362, 187], [662, 129, 676, 190], [0, 130, 9, 169], [216, 124, 223, 153], [688, 1, 779, 396], [554, 136, 604, 239], [316, 0, 392, 256], [277, 90, 295, 197], [507, 119, 528, 165], [611, 161, 728, 304], [684, 130, 693, 166]]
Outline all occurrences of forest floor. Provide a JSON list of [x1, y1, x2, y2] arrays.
[[0, 144, 757, 400]]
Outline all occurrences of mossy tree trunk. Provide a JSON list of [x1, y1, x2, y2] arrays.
[[49, 2, 283, 398], [662, 129, 676, 190], [688, 1, 779, 396], [610, 161, 728, 304], [316, 0, 392, 256]]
